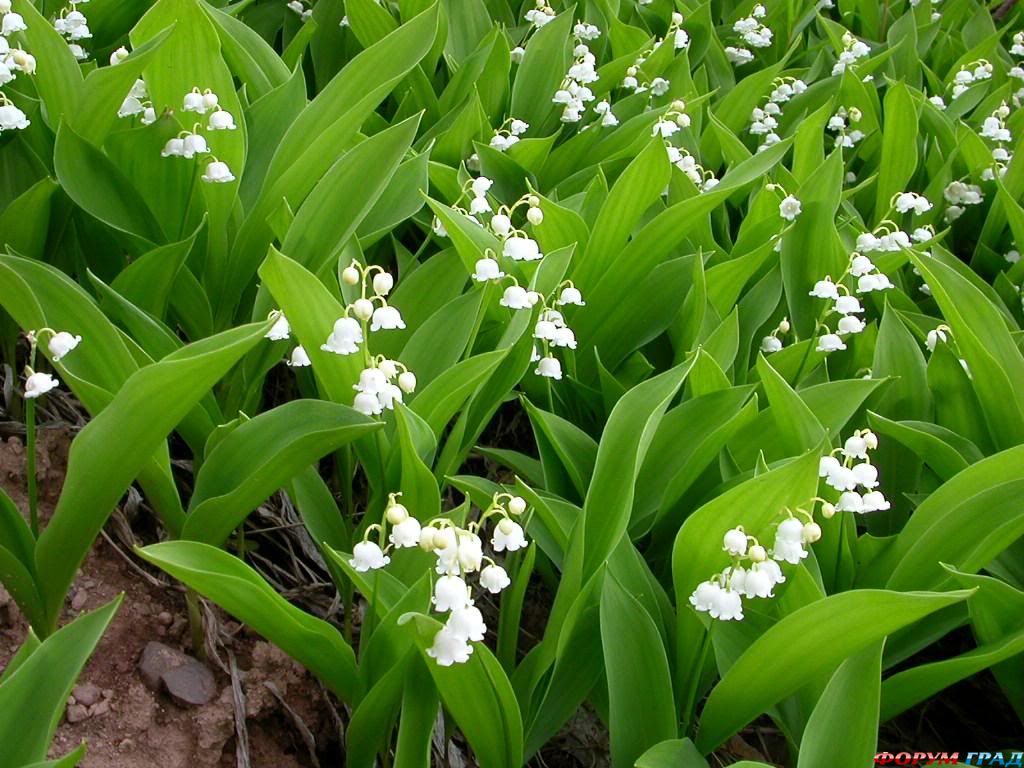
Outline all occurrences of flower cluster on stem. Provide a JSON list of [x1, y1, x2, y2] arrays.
[[349, 491, 529, 666]]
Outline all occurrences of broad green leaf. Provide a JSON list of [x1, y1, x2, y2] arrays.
[[53, 123, 163, 244], [581, 359, 694, 577], [400, 613, 524, 768], [635, 739, 709, 768], [138, 541, 358, 700], [11, 0, 83, 129], [879, 446, 1024, 591], [183, 400, 380, 545], [875, 82, 919, 219], [797, 643, 882, 768], [281, 115, 420, 272], [911, 254, 1024, 450], [35, 322, 269, 632], [0, 599, 120, 768], [695, 589, 972, 753], [601, 575, 677, 768]]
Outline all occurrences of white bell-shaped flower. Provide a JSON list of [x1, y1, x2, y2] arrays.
[[836, 490, 865, 513], [857, 273, 894, 293], [265, 314, 290, 340], [492, 518, 527, 552], [556, 286, 585, 306], [499, 285, 532, 309], [825, 464, 857, 492], [47, 331, 81, 361], [772, 518, 807, 564], [207, 109, 236, 131], [849, 255, 875, 276], [819, 455, 841, 477], [535, 356, 563, 380], [141, 107, 157, 125], [68, 44, 88, 61], [471, 176, 493, 197], [468, 197, 491, 216], [709, 586, 744, 620], [809, 279, 840, 299], [389, 517, 422, 548], [490, 213, 512, 237], [181, 132, 208, 159], [551, 327, 576, 349], [24, 372, 59, 399], [427, 626, 473, 666], [433, 574, 471, 612], [182, 90, 206, 113], [527, 206, 544, 226], [160, 138, 184, 157], [761, 335, 782, 353], [472, 257, 504, 282], [503, 236, 542, 262], [354, 367, 388, 395], [926, 328, 947, 351], [110, 46, 129, 65], [0, 102, 28, 130], [118, 96, 145, 118], [447, 605, 487, 642], [202, 160, 235, 183], [861, 490, 890, 512], [533, 320, 558, 341], [837, 315, 866, 335], [349, 541, 390, 572], [816, 333, 846, 353], [743, 562, 777, 598], [1, 12, 27, 34], [779, 195, 802, 221], [480, 564, 511, 594], [321, 317, 363, 355], [689, 580, 721, 613], [723, 528, 748, 555], [834, 295, 863, 315], [851, 463, 878, 489], [287, 346, 311, 367], [843, 434, 869, 460], [353, 392, 383, 416], [457, 532, 484, 573], [378, 383, 403, 410], [370, 305, 405, 332]]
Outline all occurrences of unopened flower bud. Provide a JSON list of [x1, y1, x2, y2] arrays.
[[398, 371, 417, 393], [748, 544, 767, 562], [778, 318, 790, 333], [821, 502, 836, 519], [352, 298, 374, 320], [386, 502, 409, 525], [508, 496, 527, 515], [342, 266, 360, 285], [527, 207, 544, 225], [803, 522, 822, 543]]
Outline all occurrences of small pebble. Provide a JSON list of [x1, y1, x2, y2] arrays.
[[72, 683, 101, 707], [90, 700, 110, 717], [70, 591, 88, 611], [66, 704, 90, 724], [157, 611, 173, 626]]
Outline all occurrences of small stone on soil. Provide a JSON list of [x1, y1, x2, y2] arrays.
[[70, 590, 88, 611], [72, 683, 102, 707], [162, 661, 217, 707], [138, 641, 191, 691], [66, 704, 90, 724]]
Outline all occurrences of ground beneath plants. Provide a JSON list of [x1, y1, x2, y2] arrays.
[[8, 420, 998, 766]]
